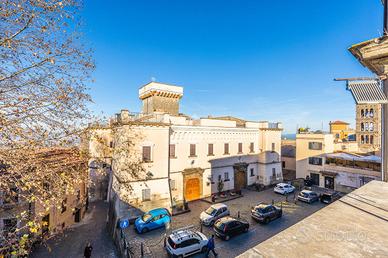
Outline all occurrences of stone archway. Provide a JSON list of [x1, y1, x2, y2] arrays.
[[183, 168, 204, 201]]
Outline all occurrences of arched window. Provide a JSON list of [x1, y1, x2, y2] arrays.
[[365, 123, 369, 131], [369, 122, 374, 132], [361, 123, 364, 131], [365, 135, 369, 144], [370, 135, 374, 144], [361, 135, 365, 144], [361, 109, 365, 117], [365, 109, 369, 117], [370, 108, 374, 118]]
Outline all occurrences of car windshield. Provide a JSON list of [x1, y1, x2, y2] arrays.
[[254, 204, 267, 213], [205, 207, 217, 216], [300, 192, 309, 197], [214, 220, 225, 230], [142, 213, 152, 222], [321, 194, 331, 200]]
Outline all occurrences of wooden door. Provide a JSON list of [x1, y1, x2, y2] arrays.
[[234, 170, 246, 191], [185, 178, 200, 201]]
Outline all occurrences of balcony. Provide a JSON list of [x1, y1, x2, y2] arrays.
[[323, 163, 380, 178]]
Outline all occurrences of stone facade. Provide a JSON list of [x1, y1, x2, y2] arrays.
[[356, 103, 381, 152]]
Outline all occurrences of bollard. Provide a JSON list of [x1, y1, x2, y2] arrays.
[[237, 211, 240, 218], [141, 242, 144, 257]]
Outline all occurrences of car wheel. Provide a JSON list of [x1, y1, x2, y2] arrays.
[[141, 227, 149, 233], [264, 217, 270, 224], [201, 246, 208, 253], [244, 226, 249, 232], [209, 220, 214, 226], [224, 235, 230, 241]]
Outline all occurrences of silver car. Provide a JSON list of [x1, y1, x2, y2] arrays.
[[298, 190, 319, 203], [199, 203, 230, 226]]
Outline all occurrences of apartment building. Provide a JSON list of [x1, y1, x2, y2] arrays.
[[305, 152, 380, 193], [0, 149, 88, 254], [329, 120, 355, 142], [89, 82, 283, 211]]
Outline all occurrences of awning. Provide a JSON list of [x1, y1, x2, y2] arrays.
[[347, 80, 388, 104], [320, 171, 338, 177]]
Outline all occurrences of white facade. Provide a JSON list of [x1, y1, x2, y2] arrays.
[[89, 82, 283, 210]]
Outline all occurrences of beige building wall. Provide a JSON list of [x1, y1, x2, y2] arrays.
[[295, 133, 334, 179]]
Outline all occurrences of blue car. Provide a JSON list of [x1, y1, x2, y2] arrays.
[[135, 208, 171, 233]]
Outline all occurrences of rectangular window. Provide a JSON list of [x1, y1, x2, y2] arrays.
[[308, 142, 323, 150], [272, 168, 276, 178], [169, 144, 176, 158], [224, 172, 229, 181], [61, 198, 67, 213], [189, 144, 196, 157], [250, 168, 255, 177], [218, 175, 222, 181], [250, 142, 254, 153], [208, 144, 214, 156], [271, 143, 276, 152], [142, 146, 151, 162], [238, 143, 243, 153], [309, 157, 323, 165], [224, 143, 229, 155], [282, 161, 286, 168], [142, 189, 151, 201]]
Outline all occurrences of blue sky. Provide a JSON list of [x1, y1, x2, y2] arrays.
[[82, 0, 383, 133]]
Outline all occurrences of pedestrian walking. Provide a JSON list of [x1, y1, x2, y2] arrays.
[[206, 235, 218, 257], [84, 242, 93, 258]]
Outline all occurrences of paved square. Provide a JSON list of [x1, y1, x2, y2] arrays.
[[123, 188, 326, 258]]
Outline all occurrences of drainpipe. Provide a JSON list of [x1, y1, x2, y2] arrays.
[[167, 125, 173, 210]]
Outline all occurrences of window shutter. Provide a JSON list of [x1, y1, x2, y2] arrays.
[[169, 144, 175, 158], [142, 146, 151, 162]]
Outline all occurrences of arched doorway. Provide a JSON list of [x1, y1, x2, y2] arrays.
[[185, 178, 200, 201]]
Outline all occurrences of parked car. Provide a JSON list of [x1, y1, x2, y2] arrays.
[[320, 192, 341, 204], [166, 227, 208, 257], [251, 203, 282, 224], [298, 190, 319, 203], [135, 208, 171, 234], [274, 183, 295, 195], [213, 216, 249, 241], [200, 203, 230, 226]]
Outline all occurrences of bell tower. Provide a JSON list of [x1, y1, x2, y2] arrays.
[[139, 82, 183, 115]]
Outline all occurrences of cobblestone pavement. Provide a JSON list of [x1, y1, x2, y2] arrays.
[[30, 201, 118, 258], [123, 188, 327, 258]]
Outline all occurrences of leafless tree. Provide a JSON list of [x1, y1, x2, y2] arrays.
[[0, 0, 94, 255]]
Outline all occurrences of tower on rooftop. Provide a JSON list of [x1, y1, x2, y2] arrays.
[[139, 82, 183, 115]]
